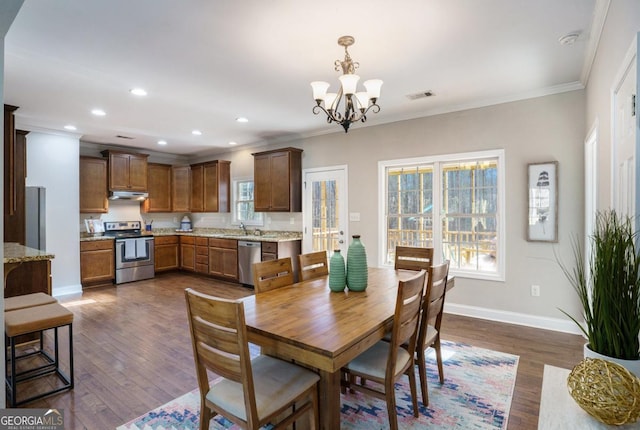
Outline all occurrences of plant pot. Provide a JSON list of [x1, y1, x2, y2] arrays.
[[584, 343, 640, 379]]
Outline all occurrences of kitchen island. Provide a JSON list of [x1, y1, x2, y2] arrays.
[[4, 242, 55, 297]]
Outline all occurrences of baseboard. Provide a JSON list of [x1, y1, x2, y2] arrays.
[[52, 283, 83, 297], [444, 302, 584, 335]]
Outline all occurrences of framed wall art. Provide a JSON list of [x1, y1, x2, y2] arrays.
[[527, 161, 558, 242]]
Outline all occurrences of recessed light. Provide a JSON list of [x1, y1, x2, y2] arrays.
[[192, 130, 202, 136], [228, 141, 237, 145], [130, 88, 148, 96], [91, 109, 106, 116], [157, 140, 167, 145], [64, 124, 77, 131], [236, 117, 248, 123]]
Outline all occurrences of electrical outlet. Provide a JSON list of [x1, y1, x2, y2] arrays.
[[531, 285, 540, 297]]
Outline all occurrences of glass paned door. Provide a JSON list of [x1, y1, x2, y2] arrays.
[[303, 167, 348, 255]]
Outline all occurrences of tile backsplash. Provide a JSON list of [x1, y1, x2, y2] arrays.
[[80, 200, 302, 234]]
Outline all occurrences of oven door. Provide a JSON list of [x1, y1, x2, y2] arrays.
[[115, 237, 155, 269]]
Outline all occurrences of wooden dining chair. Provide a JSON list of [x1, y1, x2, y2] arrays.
[[298, 251, 329, 281], [253, 257, 294, 294], [415, 260, 450, 406], [184, 288, 320, 430], [394, 246, 434, 271], [341, 269, 426, 430]]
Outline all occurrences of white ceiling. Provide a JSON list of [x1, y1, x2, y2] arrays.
[[4, 0, 598, 156]]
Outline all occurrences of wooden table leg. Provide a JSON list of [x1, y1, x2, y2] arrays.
[[318, 369, 341, 430]]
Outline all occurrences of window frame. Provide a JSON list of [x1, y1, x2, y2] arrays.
[[378, 149, 505, 281], [232, 178, 264, 227]]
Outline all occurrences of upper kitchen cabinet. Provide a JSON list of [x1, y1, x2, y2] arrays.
[[143, 163, 172, 212], [79, 156, 108, 213], [101, 150, 149, 192], [4, 104, 27, 244], [171, 165, 191, 212], [253, 147, 303, 212], [190, 160, 231, 213]]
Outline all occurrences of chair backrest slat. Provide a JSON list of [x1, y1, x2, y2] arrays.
[[253, 257, 295, 293], [387, 269, 427, 377], [298, 251, 329, 281], [185, 288, 258, 420], [394, 246, 434, 271], [417, 261, 450, 351]]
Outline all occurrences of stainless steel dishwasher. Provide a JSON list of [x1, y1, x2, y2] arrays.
[[238, 241, 262, 286]]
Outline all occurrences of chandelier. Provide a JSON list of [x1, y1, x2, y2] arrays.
[[311, 36, 383, 133]]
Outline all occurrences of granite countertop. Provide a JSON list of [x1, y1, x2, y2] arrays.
[[80, 228, 302, 243], [4, 243, 55, 263]]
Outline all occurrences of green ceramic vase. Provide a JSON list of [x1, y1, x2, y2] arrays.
[[346, 235, 368, 291], [328, 249, 346, 292]]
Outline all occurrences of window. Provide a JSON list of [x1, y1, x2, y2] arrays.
[[379, 150, 504, 280], [233, 179, 263, 226]]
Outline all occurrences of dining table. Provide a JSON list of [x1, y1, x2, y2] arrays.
[[242, 266, 455, 430]]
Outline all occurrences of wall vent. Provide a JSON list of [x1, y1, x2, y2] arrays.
[[406, 91, 434, 100]]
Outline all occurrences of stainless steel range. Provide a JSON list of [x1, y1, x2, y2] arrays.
[[104, 221, 155, 284]]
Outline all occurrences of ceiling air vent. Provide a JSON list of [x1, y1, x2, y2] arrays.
[[116, 135, 134, 139], [406, 91, 434, 101]]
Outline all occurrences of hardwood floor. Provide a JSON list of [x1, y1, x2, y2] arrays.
[[20, 272, 583, 429]]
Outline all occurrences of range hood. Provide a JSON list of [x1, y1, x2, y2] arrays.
[[108, 191, 149, 201]]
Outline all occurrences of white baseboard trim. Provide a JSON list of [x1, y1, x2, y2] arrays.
[[52, 284, 83, 298], [444, 302, 584, 335]]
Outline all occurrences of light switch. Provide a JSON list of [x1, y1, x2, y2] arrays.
[[349, 212, 361, 222]]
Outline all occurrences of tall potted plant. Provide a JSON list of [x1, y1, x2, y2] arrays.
[[560, 210, 640, 374]]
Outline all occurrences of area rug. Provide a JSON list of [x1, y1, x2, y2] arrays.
[[117, 341, 518, 430]]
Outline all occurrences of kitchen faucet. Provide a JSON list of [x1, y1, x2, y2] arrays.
[[240, 222, 248, 235]]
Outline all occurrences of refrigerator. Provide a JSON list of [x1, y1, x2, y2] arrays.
[[25, 186, 46, 251]]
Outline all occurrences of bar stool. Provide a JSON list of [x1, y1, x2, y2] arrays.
[[5, 292, 57, 312], [4, 302, 74, 406]]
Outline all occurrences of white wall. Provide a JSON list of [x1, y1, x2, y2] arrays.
[[585, 0, 640, 207], [26, 131, 81, 296], [198, 90, 586, 332]]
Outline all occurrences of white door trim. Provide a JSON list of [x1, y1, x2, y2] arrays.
[[302, 164, 349, 254], [584, 119, 598, 281], [610, 35, 637, 211]]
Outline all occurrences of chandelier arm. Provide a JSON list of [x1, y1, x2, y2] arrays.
[[312, 104, 343, 125], [348, 102, 381, 124]]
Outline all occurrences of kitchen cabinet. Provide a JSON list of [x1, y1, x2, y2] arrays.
[[4, 105, 27, 244], [79, 156, 108, 213], [80, 239, 115, 287], [195, 236, 209, 273], [171, 166, 191, 212], [190, 160, 231, 213], [101, 150, 149, 192], [180, 236, 196, 271], [261, 240, 302, 281], [5, 260, 51, 298], [253, 147, 303, 212], [154, 235, 179, 272], [143, 163, 172, 212], [209, 238, 238, 281]]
